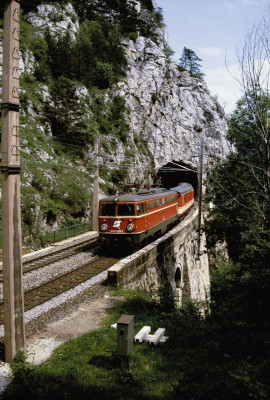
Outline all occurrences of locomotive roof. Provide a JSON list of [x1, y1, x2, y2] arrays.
[[100, 182, 193, 202]]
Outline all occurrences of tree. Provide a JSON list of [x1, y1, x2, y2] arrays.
[[93, 61, 114, 89], [178, 47, 204, 79], [227, 14, 270, 230], [207, 151, 270, 263], [228, 92, 270, 228], [206, 12, 270, 264], [43, 76, 95, 150]]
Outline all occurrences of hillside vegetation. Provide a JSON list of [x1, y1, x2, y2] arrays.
[[0, 0, 164, 248]]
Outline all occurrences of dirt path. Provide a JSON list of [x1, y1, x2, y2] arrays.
[[25, 290, 120, 364]]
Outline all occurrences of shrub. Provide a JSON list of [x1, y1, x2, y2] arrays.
[[111, 167, 128, 191], [93, 62, 114, 89], [151, 92, 158, 104]]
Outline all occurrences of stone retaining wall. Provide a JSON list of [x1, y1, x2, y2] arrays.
[[108, 207, 210, 303]]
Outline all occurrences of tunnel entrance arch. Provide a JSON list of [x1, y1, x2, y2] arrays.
[[155, 161, 198, 196]]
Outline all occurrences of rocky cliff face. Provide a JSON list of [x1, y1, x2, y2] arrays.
[[118, 36, 229, 172], [15, 0, 229, 173], [0, 0, 230, 246]]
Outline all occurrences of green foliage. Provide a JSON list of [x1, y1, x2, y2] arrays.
[[93, 61, 114, 89], [18, 120, 94, 248], [228, 93, 269, 155], [91, 94, 129, 141], [125, 148, 135, 158], [22, 11, 127, 89], [20, 73, 43, 115], [45, 29, 75, 80], [157, 281, 175, 313], [1, 0, 165, 249], [20, 0, 69, 13], [111, 167, 128, 191], [206, 91, 270, 262], [178, 47, 205, 79], [206, 154, 260, 261], [151, 92, 158, 103], [127, 31, 139, 41], [43, 76, 97, 149], [4, 288, 269, 400], [73, 0, 164, 45], [163, 45, 175, 60], [228, 93, 270, 227], [75, 19, 127, 87], [202, 84, 270, 400], [140, 0, 154, 12]]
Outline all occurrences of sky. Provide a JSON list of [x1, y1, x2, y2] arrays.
[[156, 0, 270, 114]]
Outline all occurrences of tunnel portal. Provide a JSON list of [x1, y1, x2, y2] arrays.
[[155, 160, 198, 196]]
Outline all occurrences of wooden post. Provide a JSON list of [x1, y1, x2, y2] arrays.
[[1, 0, 25, 362], [92, 139, 99, 231]]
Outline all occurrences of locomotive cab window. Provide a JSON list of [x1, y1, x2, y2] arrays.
[[101, 203, 116, 216], [118, 203, 135, 216]]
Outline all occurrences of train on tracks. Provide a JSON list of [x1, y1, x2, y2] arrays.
[[98, 182, 194, 249]]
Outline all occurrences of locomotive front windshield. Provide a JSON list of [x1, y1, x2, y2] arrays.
[[101, 203, 116, 216], [100, 203, 135, 216], [118, 203, 135, 216]]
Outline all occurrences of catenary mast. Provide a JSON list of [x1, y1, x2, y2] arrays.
[[1, 0, 25, 362]]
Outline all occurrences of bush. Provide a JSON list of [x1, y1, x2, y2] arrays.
[[93, 62, 114, 89], [157, 281, 175, 313], [111, 168, 128, 191]]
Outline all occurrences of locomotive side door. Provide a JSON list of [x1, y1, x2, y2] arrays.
[[144, 202, 149, 231]]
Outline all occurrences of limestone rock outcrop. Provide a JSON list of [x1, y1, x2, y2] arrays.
[[14, 1, 230, 176], [118, 35, 230, 172]]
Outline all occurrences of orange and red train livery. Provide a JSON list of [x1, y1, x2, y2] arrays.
[[98, 182, 194, 248]]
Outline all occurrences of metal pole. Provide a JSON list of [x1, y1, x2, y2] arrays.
[[92, 139, 99, 231], [1, 0, 25, 362], [196, 139, 203, 260]]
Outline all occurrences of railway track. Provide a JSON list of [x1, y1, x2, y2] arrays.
[[0, 237, 98, 282], [0, 254, 121, 324]]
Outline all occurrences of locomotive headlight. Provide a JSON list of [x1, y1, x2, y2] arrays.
[[126, 223, 134, 232], [100, 223, 108, 232]]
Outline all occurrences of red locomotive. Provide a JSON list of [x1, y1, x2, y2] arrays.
[[98, 182, 194, 248]]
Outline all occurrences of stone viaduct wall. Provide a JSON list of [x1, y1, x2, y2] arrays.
[[108, 207, 210, 304]]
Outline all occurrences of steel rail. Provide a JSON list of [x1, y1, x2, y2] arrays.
[[0, 255, 121, 324], [0, 237, 98, 281]]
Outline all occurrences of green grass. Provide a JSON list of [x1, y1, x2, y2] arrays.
[[2, 284, 269, 400], [3, 289, 179, 400]]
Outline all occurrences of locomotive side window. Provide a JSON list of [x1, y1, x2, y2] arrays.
[[166, 195, 175, 204], [146, 196, 178, 210], [118, 203, 135, 216], [136, 204, 144, 215], [101, 203, 116, 216], [147, 201, 154, 210]]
